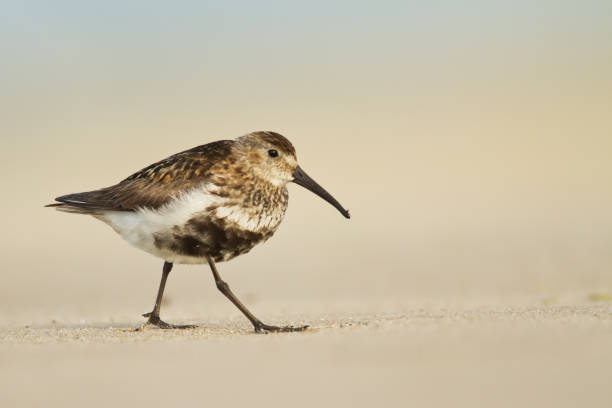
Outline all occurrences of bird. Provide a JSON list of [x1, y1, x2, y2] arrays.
[[47, 131, 350, 332]]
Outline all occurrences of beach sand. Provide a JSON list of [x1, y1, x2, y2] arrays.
[[2, 297, 611, 408]]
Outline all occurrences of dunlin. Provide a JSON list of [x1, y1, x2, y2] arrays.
[[47, 131, 350, 332]]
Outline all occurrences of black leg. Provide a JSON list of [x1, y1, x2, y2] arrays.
[[206, 256, 308, 333], [139, 261, 196, 330]]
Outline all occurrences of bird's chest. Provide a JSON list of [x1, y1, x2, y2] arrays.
[[152, 187, 288, 263], [232, 186, 289, 231]]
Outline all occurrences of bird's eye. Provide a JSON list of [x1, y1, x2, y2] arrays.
[[268, 149, 279, 158]]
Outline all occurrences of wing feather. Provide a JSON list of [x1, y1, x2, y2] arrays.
[[46, 140, 234, 214]]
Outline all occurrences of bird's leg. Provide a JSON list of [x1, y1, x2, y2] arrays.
[[138, 261, 196, 330], [206, 256, 308, 333]]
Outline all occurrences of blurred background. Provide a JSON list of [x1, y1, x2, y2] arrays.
[[1, 0, 611, 325]]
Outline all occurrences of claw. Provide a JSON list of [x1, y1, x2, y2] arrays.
[[138, 313, 197, 330]]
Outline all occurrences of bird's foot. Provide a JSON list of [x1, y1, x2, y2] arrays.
[[253, 322, 309, 334], [136, 312, 197, 331]]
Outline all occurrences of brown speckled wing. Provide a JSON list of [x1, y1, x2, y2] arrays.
[[49, 140, 234, 213]]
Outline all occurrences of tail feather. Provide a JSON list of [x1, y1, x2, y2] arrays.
[[45, 190, 113, 214], [45, 202, 101, 214]]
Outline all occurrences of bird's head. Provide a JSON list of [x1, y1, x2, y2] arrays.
[[236, 131, 350, 219]]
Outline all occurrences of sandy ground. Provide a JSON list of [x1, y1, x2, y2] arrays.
[[2, 300, 611, 408]]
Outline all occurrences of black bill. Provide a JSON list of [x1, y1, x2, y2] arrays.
[[292, 165, 350, 219]]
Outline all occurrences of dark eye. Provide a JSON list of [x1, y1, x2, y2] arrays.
[[268, 149, 279, 158]]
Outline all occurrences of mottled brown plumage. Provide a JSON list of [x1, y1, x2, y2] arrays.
[[47, 141, 232, 212], [47, 131, 349, 332], [49, 132, 301, 213]]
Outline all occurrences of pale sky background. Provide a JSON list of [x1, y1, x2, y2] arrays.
[[1, 1, 611, 323]]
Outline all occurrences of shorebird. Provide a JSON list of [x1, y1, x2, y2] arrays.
[[47, 131, 349, 332]]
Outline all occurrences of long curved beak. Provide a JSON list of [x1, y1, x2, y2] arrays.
[[292, 165, 350, 219]]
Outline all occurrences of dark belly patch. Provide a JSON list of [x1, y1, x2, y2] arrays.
[[153, 215, 273, 262]]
